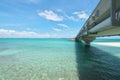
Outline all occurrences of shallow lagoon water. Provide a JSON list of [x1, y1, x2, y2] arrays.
[[0, 38, 120, 80]]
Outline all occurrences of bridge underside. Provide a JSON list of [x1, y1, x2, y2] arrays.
[[76, 26, 120, 46]]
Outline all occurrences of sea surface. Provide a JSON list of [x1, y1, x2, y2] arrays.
[[0, 38, 120, 80]]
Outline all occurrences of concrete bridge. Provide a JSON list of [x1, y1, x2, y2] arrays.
[[76, 0, 120, 46]]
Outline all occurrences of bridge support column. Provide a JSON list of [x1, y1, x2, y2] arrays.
[[75, 36, 96, 46], [82, 36, 96, 46]]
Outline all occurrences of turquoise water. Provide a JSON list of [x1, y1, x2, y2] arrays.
[[0, 38, 120, 80]]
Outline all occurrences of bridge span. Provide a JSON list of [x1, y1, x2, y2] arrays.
[[76, 0, 120, 46]]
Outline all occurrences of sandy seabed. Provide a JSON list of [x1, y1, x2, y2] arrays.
[[93, 42, 120, 47], [0, 63, 79, 80]]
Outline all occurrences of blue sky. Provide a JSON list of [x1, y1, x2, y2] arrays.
[[0, 0, 100, 38]]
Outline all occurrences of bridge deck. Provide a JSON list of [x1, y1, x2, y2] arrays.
[[76, 0, 120, 38], [76, 0, 120, 46]]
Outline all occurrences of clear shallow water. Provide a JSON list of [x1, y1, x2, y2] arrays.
[[0, 38, 120, 80]]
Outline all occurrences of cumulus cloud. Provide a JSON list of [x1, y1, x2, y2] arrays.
[[38, 10, 63, 21], [0, 29, 50, 38], [57, 24, 69, 28], [65, 16, 78, 21], [52, 27, 62, 32], [37, 9, 89, 22], [73, 11, 89, 19], [56, 9, 89, 21], [56, 10, 78, 21]]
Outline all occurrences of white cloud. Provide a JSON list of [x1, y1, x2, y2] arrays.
[[56, 9, 89, 21], [52, 27, 62, 32], [38, 10, 63, 21], [38, 10, 89, 22], [0, 29, 75, 38], [57, 10, 78, 21], [57, 24, 69, 28], [73, 11, 89, 19], [66, 16, 78, 21], [0, 29, 50, 38]]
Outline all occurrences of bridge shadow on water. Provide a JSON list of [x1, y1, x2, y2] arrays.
[[75, 42, 120, 80]]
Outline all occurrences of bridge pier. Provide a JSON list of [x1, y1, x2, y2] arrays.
[[82, 36, 96, 46], [76, 36, 96, 46], [84, 41, 91, 47]]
